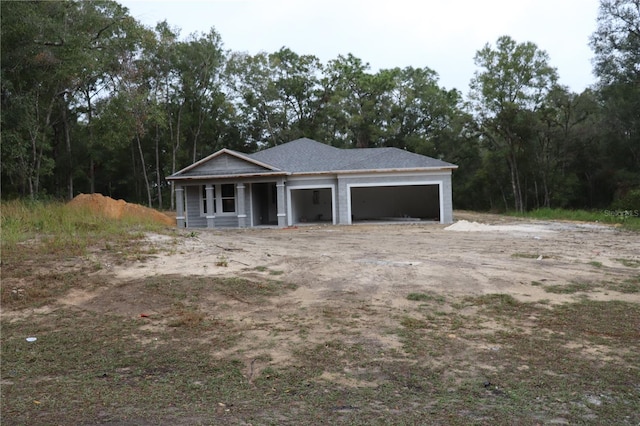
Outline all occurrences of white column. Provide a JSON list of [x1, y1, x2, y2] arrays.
[[206, 184, 215, 228], [276, 179, 287, 227], [236, 183, 247, 227], [175, 186, 185, 228]]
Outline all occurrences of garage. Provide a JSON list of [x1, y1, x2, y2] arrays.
[[288, 186, 335, 225], [348, 183, 441, 223]]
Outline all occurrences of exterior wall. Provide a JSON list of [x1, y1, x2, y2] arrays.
[[178, 170, 454, 228], [185, 185, 207, 228], [213, 216, 239, 228], [441, 173, 454, 223]]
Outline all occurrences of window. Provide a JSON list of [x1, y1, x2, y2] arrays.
[[201, 184, 235, 215], [221, 184, 236, 213], [202, 186, 207, 214]]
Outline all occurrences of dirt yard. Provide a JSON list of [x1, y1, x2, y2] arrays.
[[3, 211, 639, 425], [81, 212, 639, 384]]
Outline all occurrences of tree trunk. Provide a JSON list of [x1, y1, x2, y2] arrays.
[[155, 123, 163, 210], [61, 102, 73, 200], [192, 108, 204, 163], [507, 153, 523, 213], [171, 104, 182, 211], [85, 89, 96, 194], [136, 133, 152, 207]]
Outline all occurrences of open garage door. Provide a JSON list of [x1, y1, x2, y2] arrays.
[[349, 184, 440, 223], [288, 187, 335, 225]]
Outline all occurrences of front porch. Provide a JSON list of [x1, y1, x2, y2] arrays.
[[174, 178, 288, 229]]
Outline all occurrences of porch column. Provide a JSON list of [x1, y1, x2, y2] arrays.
[[236, 183, 247, 228], [205, 184, 215, 228], [175, 185, 185, 228], [276, 178, 287, 227]]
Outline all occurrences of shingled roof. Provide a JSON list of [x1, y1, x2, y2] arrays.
[[248, 138, 457, 173]]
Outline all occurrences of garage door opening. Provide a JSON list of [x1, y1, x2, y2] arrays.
[[350, 184, 440, 223], [289, 187, 335, 225]]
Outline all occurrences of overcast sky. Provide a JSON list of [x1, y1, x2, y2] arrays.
[[120, 0, 601, 94]]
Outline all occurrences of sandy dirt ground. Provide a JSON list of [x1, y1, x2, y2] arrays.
[[109, 212, 639, 305], [61, 212, 637, 376]]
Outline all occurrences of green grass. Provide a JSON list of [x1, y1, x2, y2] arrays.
[[616, 258, 640, 268], [407, 292, 446, 303], [544, 281, 599, 294], [1, 199, 167, 256], [508, 207, 640, 231]]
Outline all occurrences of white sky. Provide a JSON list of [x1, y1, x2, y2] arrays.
[[120, 0, 601, 94]]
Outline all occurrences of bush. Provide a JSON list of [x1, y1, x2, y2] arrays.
[[611, 188, 640, 211]]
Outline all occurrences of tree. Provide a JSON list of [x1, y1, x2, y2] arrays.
[[590, 0, 640, 204], [0, 0, 145, 199], [224, 48, 324, 148], [469, 35, 558, 212], [322, 54, 396, 148]]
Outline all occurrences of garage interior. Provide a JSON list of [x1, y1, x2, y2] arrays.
[[350, 184, 440, 223], [289, 187, 334, 224]]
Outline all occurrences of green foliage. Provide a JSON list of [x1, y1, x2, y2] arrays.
[[611, 188, 640, 210], [590, 0, 640, 205], [508, 207, 640, 231]]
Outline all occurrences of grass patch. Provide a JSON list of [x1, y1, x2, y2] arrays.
[[407, 292, 445, 303], [544, 281, 598, 294], [1, 199, 166, 254], [616, 258, 640, 268], [508, 207, 640, 231], [608, 275, 640, 294], [539, 300, 640, 344]]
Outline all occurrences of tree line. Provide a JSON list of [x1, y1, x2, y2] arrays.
[[1, 0, 638, 212]]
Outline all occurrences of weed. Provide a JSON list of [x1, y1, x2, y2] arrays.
[[167, 304, 206, 328], [511, 253, 539, 259], [400, 316, 430, 329], [608, 275, 640, 293], [589, 261, 603, 268], [407, 292, 445, 303], [616, 258, 640, 268], [544, 281, 598, 294]]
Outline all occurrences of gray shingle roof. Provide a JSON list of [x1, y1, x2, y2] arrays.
[[248, 138, 456, 173]]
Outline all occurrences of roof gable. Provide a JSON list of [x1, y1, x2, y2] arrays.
[[169, 149, 281, 179]]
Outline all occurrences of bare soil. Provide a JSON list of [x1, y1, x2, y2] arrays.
[[73, 212, 640, 373]]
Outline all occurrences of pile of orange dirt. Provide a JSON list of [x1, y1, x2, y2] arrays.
[[67, 193, 175, 226]]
